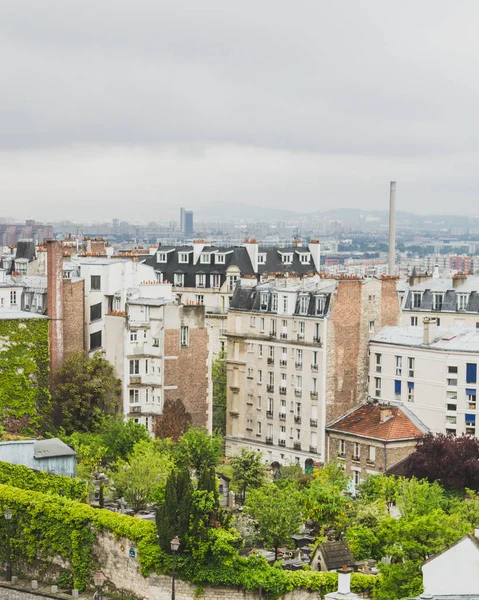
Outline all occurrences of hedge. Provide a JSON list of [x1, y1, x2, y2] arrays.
[[0, 461, 88, 501], [0, 484, 377, 598]]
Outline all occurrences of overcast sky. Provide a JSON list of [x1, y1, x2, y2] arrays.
[[2, 1, 479, 221]]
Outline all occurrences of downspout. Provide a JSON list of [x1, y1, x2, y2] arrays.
[[320, 316, 328, 463]]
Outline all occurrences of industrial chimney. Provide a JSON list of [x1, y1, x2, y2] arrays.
[[388, 181, 396, 276]]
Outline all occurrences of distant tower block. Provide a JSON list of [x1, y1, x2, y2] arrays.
[[388, 181, 396, 275]]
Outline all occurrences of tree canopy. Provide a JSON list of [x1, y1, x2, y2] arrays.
[[154, 397, 191, 441], [230, 447, 266, 502], [176, 426, 222, 473]]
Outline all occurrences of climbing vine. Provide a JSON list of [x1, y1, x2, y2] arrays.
[[0, 318, 50, 434]]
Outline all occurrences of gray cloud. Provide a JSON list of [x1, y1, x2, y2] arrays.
[[1, 0, 479, 219]]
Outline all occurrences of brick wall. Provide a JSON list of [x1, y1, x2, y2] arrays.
[[62, 279, 84, 359], [164, 327, 209, 428], [46, 240, 64, 374], [380, 278, 400, 328]]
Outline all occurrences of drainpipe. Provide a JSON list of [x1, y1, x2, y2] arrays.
[[320, 316, 328, 462]]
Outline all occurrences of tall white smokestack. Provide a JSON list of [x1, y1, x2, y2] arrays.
[[388, 181, 396, 276]]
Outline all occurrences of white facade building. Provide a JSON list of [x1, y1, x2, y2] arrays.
[[369, 319, 479, 436]]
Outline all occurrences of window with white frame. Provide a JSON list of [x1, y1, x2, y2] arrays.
[[368, 446, 376, 463], [250, 316, 256, 327], [407, 381, 415, 402], [258, 370, 262, 384], [412, 292, 422, 308], [296, 349, 303, 366], [215, 254, 225, 264], [246, 419, 253, 430], [268, 371, 274, 385], [339, 439, 346, 457], [315, 296, 325, 314], [280, 425, 286, 439], [353, 470, 360, 487], [282, 296, 288, 312], [247, 368, 253, 378], [129, 360, 139, 375], [267, 397, 274, 413], [10, 290, 17, 304], [180, 326, 189, 347], [174, 273, 184, 287], [228, 274, 239, 291], [296, 375, 302, 390], [200, 253, 211, 264], [375, 377, 381, 397], [260, 317, 265, 331], [456, 294, 468, 310], [433, 293, 444, 310], [258, 344, 263, 357], [130, 331, 138, 343], [375, 353, 382, 373], [196, 274, 206, 288], [210, 274, 221, 288], [369, 320, 375, 333], [300, 253, 310, 264], [157, 252, 167, 263], [258, 253, 266, 264], [260, 293, 269, 310], [257, 422, 262, 435], [299, 321, 305, 336], [411, 316, 418, 326], [271, 294, 278, 311], [195, 295, 204, 305], [179, 253, 189, 263], [353, 442, 360, 459], [395, 356, 402, 376], [299, 295, 309, 314], [248, 343, 254, 353], [280, 399, 287, 416], [408, 357, 415, 377], [129, 389, 140, 403], [257, 395, 262, 409], [281, 253, 293, 264]]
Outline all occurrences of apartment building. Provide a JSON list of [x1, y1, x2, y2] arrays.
[[0, 269, 23, 311], [225, 275, 400, 468], [369, 318, 479, 436], [401, 273, 479, 328]]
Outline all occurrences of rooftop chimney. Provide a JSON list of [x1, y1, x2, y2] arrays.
[[325, 565, 359, 599], [379, 404, 394, 423], [47, 240, 64, 375], [453, 273, 467, 288], [388, 181, 396, 276], [423, 317, 438, 345]]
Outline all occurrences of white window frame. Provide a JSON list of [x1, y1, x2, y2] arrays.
[[179, 253, 190, 264], [180, 326, 189, 347], [200, 253, 211, 264], [174, 273, 184, 287], [196, 274, 206, 288], [157, 252, 167, 263], [215, 254, 225, 264]]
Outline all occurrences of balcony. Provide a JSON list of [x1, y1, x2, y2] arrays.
[[294, 415, 301, 424], [279, 387, 287, 395], [313, 336, 321, 344], [269, 330, 277, 338], [278, 439, 286, 447], [311, 363, 318, 372], [309, 446, 317, 454], [310, 391, 318, 400], [295, 389, 302, 397], [310, 418, 318, 427], [266, 410, 273, 418], [297, 333, 305, 341], [352, 455, 360, 462], [293, 442, 301, 450], [280, 360, 288, 367], [295, 362, 303, 370], [280, 332, 288, 339], [279, 413, 286, 421], [266, 384, 274, 393], [266, 437, 274, 445], [267, 358, 275, 365]]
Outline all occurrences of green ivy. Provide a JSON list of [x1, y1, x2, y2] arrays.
[[0, 461, 88, 501], [0, 318, 50, 433], [0, 483, 377, 598]]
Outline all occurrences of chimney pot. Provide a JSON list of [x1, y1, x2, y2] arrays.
[[337, 566, 352, 595], [423, 317, 438, 345]]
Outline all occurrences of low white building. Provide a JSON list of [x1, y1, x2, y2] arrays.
[[369, 318, 479, 436]]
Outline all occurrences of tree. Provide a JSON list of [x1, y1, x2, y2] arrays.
[[404, 433, 479, 491], [51, 352, 121, 434], [304, 462, 351, 530], [156, 468, 193, 553], [153, 398, 191, 441], [111, 440, 173, 512], [230, 448, 266, 503], [176, 427, 222, 473], [245, 483, 303, 560], [212, 351, 227, 435], [374, 561, 423, 600], [102, 416, 150, 461], [396, 477, 447, 519]]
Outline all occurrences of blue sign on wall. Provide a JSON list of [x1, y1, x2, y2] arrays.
[[129, 548, 136, 558]]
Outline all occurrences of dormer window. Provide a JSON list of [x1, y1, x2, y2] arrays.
[[260, 293, 269, 310], [157, 252, 167, 263], [299, 295, 309, 315], [200, 254, 211, 264], [179, 253, 189, 264], [412, 292, 422, 308], [215, 254, 225, 264], [271, 294, 278, 312], [258, 254, 266, 265], [281, 254, 293, 265], [315, 296, 325, 314], [433, 293, 444, 311], [299, 254, 310, 264], [457, 294, 468, 311]]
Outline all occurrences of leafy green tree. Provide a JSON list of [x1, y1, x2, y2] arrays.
[[212, 350, 227, 435], [245, 483, 303, 560], [346, 526, 380, 561], [111, 440, 173, 512], [176, 427, 222, 473], [358, 474, 399, 506], [230, 447, 266, 503], [101, 416, 150, 460], [156, 468, 193, 553], [396, 477, 447, 518], [304, 461, 351, 530], [373, 561, 423, 600], [51, 352, 121, 434]]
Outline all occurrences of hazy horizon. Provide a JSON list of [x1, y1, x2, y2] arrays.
[[2, 2, 479, 220]]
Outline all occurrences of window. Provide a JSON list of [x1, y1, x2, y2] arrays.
[[369, 321, 375, 333], [407, 381, 414, 402], [375, 353, 382, 373], [465, 414, 476, 428], [315, 296, 325, 314], [271, 294, 278, 311], [270, 319, 276, 335], [268, 345, 274, 360], [130, 331, 138, 343], [447, 378, 458, 387], [281, 253, 293, 264], [314, 323, 321, 343], [296, 375, 302, 390], [267, 423, 273, 439], [300, 253, 310, 264], [457, 294, 468, 310], [157, 252, 167, 263], [466, 388, 477, 407], [260, 293, 269, 310], [395, 356, 402, 376], [299, 295, 309, 314], [296, 349, 303, 366], [247, 368, 254, 378], [145, 389, 150, 403], [353, 442, 360, 460], [196, 274, 206, 288], [433, 293, 444, 310], [408, 357, 415, 378], [250, 316, 256, 327], [375, 377, 381, 398], [179, 253, 189, 263], [368, 446, 376, 463], [195, 294, 204, 305], [258, 344, 263, 357], [90, 330, 102, 350], [312, 378, 317, 393], [257, 422, 262, 435], [129, 389, 140, 404], [90, 275, 101, 291], [282, 296, 288, 312], [257, 395, 262, 409], [339, 440, 346, 457], [280, 399, 287, 416], [413, 292, 422, 308], [258, 370, 262, 384], [10, 290, 17, 305], [174, 273, 184, 287], [260, 318, 265, 331], [467, 363, 477, 384], [298, 321, 305, 337], [353, 471, 361, 487], [395, 380, 401, 397], [411, 316, 418, 326], [200, 253, 211, 264], [248, 343, 254, 353], [280, 425, 286, 440], [246, 419, 253, 431], [268, 371, 274, 385], [90, 302, 102, 322], [228, 275, 239, 291], [210, 274, 221, 288], [267, 397, 274, 413], [258, 254, 266, 265], [448, 366, 458, 374], [180, 326, 189, 347], [153, 337, 160, 347], [129, 359, 139, 375], [295, 428, 301, 441], [312, 350, 318, 368]]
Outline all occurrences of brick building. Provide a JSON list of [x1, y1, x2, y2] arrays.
[[225, 275, 400, 468], [326, 401, 428, 490]]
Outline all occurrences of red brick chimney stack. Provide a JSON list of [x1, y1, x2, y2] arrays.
[[46, 239, 64, 374]]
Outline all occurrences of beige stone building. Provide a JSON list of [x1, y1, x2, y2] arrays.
[[326, 401, 428, 491], [225, 275, 399, 468]]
